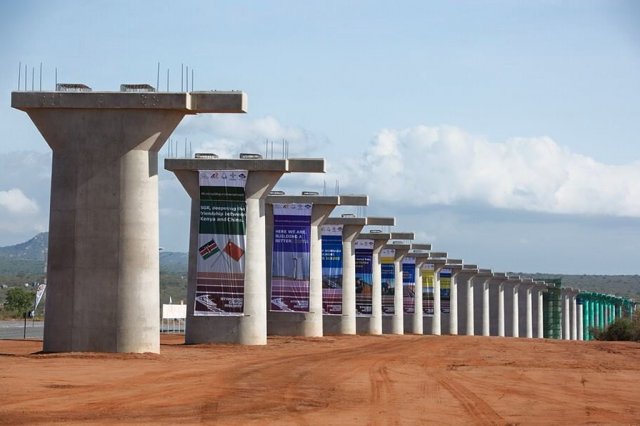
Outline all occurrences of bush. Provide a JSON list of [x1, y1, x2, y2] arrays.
[[3, 287, 35, 317], [594, 312, 640, 341]]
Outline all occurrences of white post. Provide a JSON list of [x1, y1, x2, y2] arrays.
[[369, 241, 385, 335], [392, 259, 403, 334], [571, 294, 578, 340], [512, 284, 520, 338], [465, 276, 474, 336], [432, 267, 441, 335], [413, 263, 423, 334], [537, 289, 544, 338], [526, 286, 533, 338], [482, 279, 490, 336], [498, 282, 505, 337], [563, 292, 570, 340], [449, 272, 458, 335], [578, 301, 584, 341]]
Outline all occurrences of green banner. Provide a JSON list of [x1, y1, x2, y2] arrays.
[[194, 170, 248, 316]]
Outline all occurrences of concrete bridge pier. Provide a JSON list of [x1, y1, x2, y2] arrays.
[[12, 89, 247, 353]]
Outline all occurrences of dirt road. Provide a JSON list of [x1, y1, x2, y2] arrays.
[[1, 334, 639, 424]]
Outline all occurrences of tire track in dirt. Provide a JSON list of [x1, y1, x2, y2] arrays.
[[434, 373, 504, 425]]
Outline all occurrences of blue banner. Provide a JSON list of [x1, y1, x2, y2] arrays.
[[402, 257, 416, 314], [440, 269, 452, 314], [321, 225, 343, 315], [270, 203, 312, 312], [355, 239, 374, 315]]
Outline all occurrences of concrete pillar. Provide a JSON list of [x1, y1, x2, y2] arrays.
[[369, 240, 387, 335], [526, 286, 533, 338], [512, 284, 520, 338], [466, 277, 474, 336], [341, 224, 363, 335], [571, 293, 578, 340], [392, 259, 404, 334], [449, 272, 459, 335], [498, 282, 505, 337], [413, 263, 424, 334], [171, 159, 323, 345], [578, 301, 584, 341], [482, 279, 490, 336], [265, 196, 340, 337], [537, 288, 544, 339], [563, 292, 571, 340], [12, 90, 248, 353], [432, 267, 443, 335]]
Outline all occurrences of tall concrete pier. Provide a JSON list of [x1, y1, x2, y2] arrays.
[[425, 253, 448, 336], [406, 247, 433, 335], [354, 230, 411, 335], [265, 194, 368, 337], [382, 242, 411, 334], [12, 89, 247, 353], [451, 265, 478, 335], [166, 157, 324, 345], [322, 216, 394, 334]]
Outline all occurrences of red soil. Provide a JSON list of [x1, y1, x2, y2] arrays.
[[1, 334, 639, 424]]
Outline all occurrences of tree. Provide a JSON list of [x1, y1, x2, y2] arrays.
[[4, 287, 35, 316]]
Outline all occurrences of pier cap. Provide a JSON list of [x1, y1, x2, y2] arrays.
[[337, 195, 369, 206], [265, 194, 340, 205], [366, 217, 395, 226], [165, 157, 324, 173], [324, 216, 367, 226], [12, 90, 248, 114], [428, 252, 447, 259], [390, 232, 414, 240], [358, 232, 391, 241]]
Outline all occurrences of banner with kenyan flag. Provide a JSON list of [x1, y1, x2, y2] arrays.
[[194, 170, 248, 316]]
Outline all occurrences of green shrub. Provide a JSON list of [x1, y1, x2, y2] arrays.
[[594, 312, 640, 341]]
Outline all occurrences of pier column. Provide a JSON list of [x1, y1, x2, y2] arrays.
[[512, 283, 520, 338], [526, 285, 533, 338], [537, 288, 544, 338], [482, 278, 490, 336], [563, 292, 571, 340], [13, 90, 247, 353], [498, 282, 505, 337]]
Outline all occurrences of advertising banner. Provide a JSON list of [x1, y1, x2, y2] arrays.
[[402, 257, 416, 314], [381, 248, 396, 315], [34, 283, 46, 310], [270, 203, 312, 312], [440, 269, 452, 313], [321, 225, 343, 315], [355, 239, 374, 316], [422, 264, 435, 315], [194, 170, 247, 316]]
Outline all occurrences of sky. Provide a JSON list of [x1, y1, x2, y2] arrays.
[[0, 0, 639, 274]]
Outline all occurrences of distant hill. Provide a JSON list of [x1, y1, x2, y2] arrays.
[[0, 233, 638, 300], [0, 232, 48, 261], [0, 232, 188, 275]]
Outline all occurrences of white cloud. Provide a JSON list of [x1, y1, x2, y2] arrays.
[[330, 125, 640, 218], [0, 188, 38, 214], [173, 115, 326, 159], [0, 151, 51, 245]]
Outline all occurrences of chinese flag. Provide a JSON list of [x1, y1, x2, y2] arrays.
[[224, 240, 245, 262]]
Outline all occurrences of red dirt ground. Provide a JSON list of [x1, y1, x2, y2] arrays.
[[1, 334, 639, 424]]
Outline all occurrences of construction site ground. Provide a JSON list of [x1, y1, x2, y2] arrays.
[[1, 334, 639, 424]]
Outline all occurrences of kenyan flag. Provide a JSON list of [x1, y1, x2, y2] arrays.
[[199, 239, 221, 259]]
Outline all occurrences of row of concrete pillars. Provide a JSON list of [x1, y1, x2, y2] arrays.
[[11, 88, 635, 353]]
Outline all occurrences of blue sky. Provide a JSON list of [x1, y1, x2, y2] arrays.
[[0, 0, 639, 274]]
